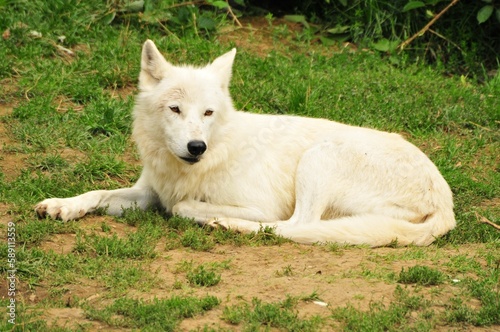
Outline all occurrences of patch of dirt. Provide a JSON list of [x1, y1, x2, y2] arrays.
[[40, 308, 123, 331], [28, 234, 493, 331], [77, 216, 135, 236], [38, 217, 136, 255], [52, 95, 85, 113], [124, 243, 400, 330], [0, 105, 26, 181], [480, 197, 500, 208], [0, 151, 26, 182], [218, 16, 356, 58], [108, 84, 137, 100], [0, 77, 21, 106], [218, 17, 302, 57], [0, 103, 13, 116], [0, 201, 12, 221], [59, 147, 87, 163], [38, 233, 78, 255]]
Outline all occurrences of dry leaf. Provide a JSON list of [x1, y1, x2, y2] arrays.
[[2, 28, 10, 40]]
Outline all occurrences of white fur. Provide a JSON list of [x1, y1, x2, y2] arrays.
[[35, 40, 456, 247]]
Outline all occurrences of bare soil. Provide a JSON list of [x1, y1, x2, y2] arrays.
[[21, 230, 494, 331]]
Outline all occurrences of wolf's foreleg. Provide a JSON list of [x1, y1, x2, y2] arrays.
[[172, 200, 272, 225], [35, 186, 158, 222]]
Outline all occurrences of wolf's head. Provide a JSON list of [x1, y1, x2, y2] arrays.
[[133, 40, 236, 165]]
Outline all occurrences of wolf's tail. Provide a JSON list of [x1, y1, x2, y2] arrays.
[[275, 209, 456, 247]]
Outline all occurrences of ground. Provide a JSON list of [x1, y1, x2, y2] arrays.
[[0, 16, 499, 331]]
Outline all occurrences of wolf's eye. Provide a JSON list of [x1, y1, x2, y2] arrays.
[[169, 106, 181, 114], [204, 109, 214, 116]]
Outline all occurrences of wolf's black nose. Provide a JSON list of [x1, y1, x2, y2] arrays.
[[187, 140, 207, 156]]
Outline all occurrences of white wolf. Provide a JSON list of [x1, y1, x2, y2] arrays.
[[35, 40, 455, 247]]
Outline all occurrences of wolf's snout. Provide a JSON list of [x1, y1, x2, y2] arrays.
[[187, 140, 207, 156]]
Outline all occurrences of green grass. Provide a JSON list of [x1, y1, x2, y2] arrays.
[[86, 295, 221, 331], [397, 265, 446, 286], [445, 259, 500, 326], [222, 296, 324, 331], [73, 226, 161, 259], [332, 286, 432, 332], [0, 1, 499, 331], [187, 265, 222, 287]]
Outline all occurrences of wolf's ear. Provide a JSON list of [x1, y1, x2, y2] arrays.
[[139, 40, 171, 90], [210, 48, 236, 90]]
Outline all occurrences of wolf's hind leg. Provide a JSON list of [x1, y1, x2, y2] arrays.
[[286, 142, 342, 225], [209, 142, 351, 239]]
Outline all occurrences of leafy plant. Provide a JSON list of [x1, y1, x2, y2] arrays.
[[222, 297, 323, 330], [110, 0, 244, 37], [250, 0, 500, 78], [180, 227, 216, 251], [87, 295, 220, 331], [476, 0, 500, 24], [187, 265, 222, 286], [74, 223, 162, 259], [445, 262, 500, 326], [275, 264, 294, 277], [398, 265, 446, 286], [332, 286, 430, 331]]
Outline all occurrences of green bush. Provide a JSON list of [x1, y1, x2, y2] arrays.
[[187, 265, 222, 287], [246, 0, 500, 79], [398, 265, 446, 286]]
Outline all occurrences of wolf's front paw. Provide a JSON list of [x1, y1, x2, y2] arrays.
[[35, 198, 87, 222], [210, 218, 263, 234], [207, 218, 229, 230]]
